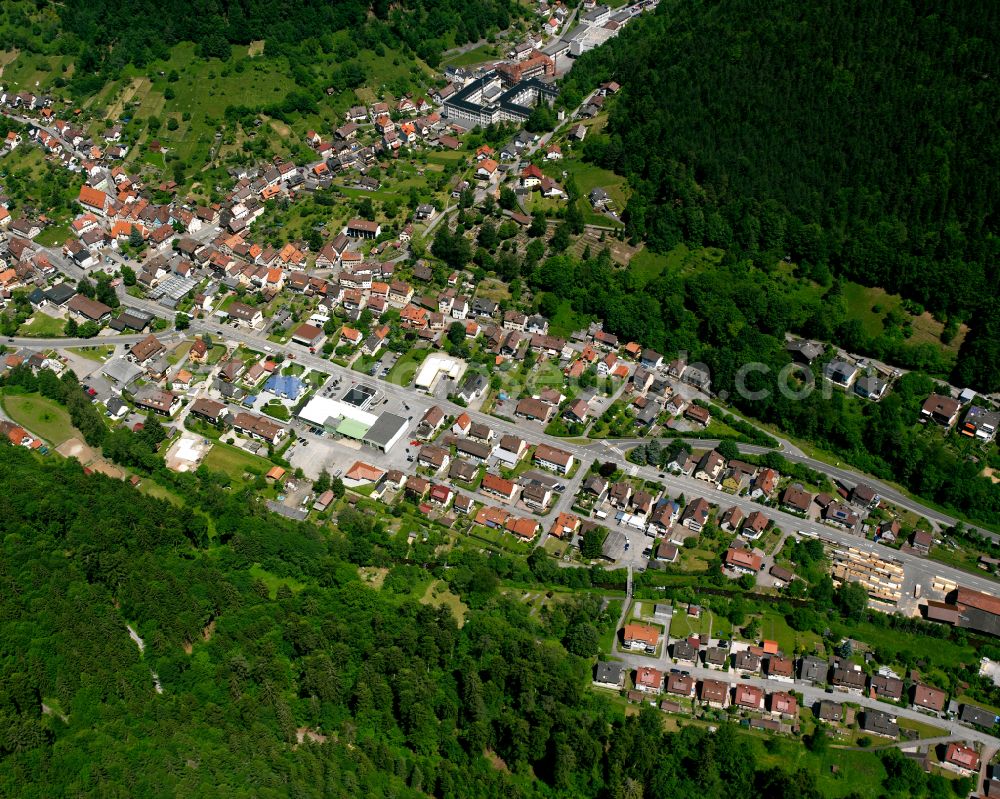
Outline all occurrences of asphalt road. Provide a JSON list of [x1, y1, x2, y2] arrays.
[[610, 643, 1000, 749], [10, 207, 997, 598], [12, 285, 999, 601]]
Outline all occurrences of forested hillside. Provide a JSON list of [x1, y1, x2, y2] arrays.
[[561, 0, 1000, 391], [8, 0, 517, 85], [0, 444, 870, 798]]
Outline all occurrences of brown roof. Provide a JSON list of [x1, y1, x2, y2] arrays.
[[912, 683, 947, 711], [347, 218, 380, 233], [534, 443, 572, 467], [67, 293, 112, 320], [635, 667, 663, 691], [699, 679, 729, 703], [232, 412, 283, 442], [130, 333, 164, 362], [515, 397, 554, 421], [955, 587, 1000, 616], [734, 683, 763, 708], [769, 691, 798, 716], [781, 485, 813, 512], [922, 393, 960, 419], [666, 673, 694, 696], [767, 656, 794, 677]]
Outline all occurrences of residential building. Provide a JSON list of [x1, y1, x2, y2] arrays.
[[622, 623, 659, 654], [699, 679, 729, 708], [860, 709, 898, 738], [911, 683, 947, 712], [734, 683, 764, 711], [943, 743, 980, 774], [634, 666, 663, 694], [533, 443, 574, 474], [921, 393, 960, 427], [594, 662, 626, 689]]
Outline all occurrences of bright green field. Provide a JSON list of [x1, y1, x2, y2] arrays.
[[441, 44, 502, 68], [1, 392, 77, 446], [548, 298, 591, 338], [668, 607, 732, 639], [17, 313, 66, 338], [202, 441, 272, 483], [544, 157, 628, 227], [749, 735, 888, 798]]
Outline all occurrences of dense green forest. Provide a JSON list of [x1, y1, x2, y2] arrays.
[[561, 0, 1000, 391], [0, 443, 979, 798], [0, 373, 974, 798]]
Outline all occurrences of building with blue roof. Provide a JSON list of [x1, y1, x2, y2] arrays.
[[264, 374, 305, 400]]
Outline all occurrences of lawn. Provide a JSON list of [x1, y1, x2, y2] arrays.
[[757, 610, 823, 655], [136, 478, 185, 507], [441, 44, 502, 68], [385, 347, 427, 387], [896, 716, 947, 739], [69, 345, 115, 362], [628, 248, 670, 287], [202, 441, 272, 483], [677, 547, 715, 573], [840, 281, 965, 358], [262, 401, 290, 421], [828, 617, 975, 671], [1, 392, 77, 446], [544, 157, 629, 227], [35, 223, 71, 247], [668, 607, 732, 640], [17, 313, 66, 338]]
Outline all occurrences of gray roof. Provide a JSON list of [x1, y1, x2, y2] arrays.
[[959, 704, 999, 728], [45, 283, 76, 305], [594, 661, 624, 685], [363, 412, 408, 447], [860, 709, 898, 737], [101, 358, 143, 386], [105, 397, 126, 415], [799, 655, 829, 683]]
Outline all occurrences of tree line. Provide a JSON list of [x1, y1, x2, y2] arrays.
[[560, 0, 1000, 392]]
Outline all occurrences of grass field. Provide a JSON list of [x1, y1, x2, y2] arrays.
[[69, 345, 115, 362], [668, 606, 733, 640], [441, 44, 501, 68], [248, 563, 305, 599], [17, 313, 65, 337], [896, 716, 947, 739], [545, 158, 628, 228], [757, 610, 823, 655], [627, 243, 726, 283], [137, 478, 185, 507], [1, 392, 77, 445], [840, 281, 966, 356], [548, 298, 591, 338], [419, 580, 469, 627], [677, 547, 715, 573], [628, 249, 670, 287], [385, 346, 427, 387], [749, 734, 888, 798], [202, 441, 272, 483], [35, 223, 70, 247]]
